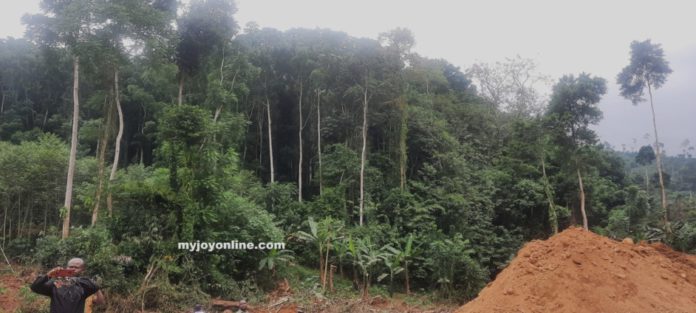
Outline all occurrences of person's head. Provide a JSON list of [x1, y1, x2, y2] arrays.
[[66, 258, 86, 275], [239, 300, 247, 309], [193, 304, 203, 312]]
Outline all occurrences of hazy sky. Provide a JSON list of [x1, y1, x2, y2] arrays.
[[2, 0, 694, 155]]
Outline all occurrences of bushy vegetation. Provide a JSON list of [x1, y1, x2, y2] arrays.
[[1, 0, 696, 310]]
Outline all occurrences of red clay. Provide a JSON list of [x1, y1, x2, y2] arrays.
[[0, 271, 22, 312], [456, 227, 696, 313]]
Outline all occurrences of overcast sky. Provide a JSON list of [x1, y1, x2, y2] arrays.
[[2, 0, 694, 155]]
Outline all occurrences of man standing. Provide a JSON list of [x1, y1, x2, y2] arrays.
[[30, 258, 104, 313]]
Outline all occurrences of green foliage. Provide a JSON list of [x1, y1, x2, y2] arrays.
[[4, 2, 696, 306], [426, 234, 487, 300], [635, 145, 656, 165], [617, 40, 672, 104], [159, 104, 211, 146]]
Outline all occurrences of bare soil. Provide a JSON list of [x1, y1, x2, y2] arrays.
[[456, 227, 696, 313], [0, 270, 22, 312]]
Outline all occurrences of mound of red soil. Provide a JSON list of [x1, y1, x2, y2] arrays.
[[456, 227, 696, 313]]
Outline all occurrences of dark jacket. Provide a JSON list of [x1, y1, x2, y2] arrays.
[[30, 274, 100, 313]]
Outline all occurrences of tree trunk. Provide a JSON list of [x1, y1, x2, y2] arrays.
[[43, 203, 48, 235], [577, 167, 588, 231], [317, 89, 323, 196], [62, 55, 80, 239], [541, 155, 558, 234], [329, 264, 335, 292], [92, 97, 112, 226], [1, 91, 5, 115], [359, 78, 368, 226], [178, 74, 184, 106], [399, 97, 408, 190], [322, 245, 330, 291], [404, 261, 411, 295], [266, 95, 275, 184], [107, 68, 124, 218], [16, 195, 22, 238], [318, 248, 325, 289], [362, 274, 370, 299], [645, 167, 650, 192], [648, 83, 668, 224], [298, 81, 303, 203], [3, 197, 8, 247], [213, 70, 238, 123]]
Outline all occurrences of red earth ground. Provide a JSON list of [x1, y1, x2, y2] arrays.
[[456, 227, 696, 313], [0, 270, 22, 312]]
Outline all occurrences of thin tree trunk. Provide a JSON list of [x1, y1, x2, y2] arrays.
[[319, 248, 325, 289], [648, 83, 668, 223], [0, 91, 4, 115], [43, 203, 48, 235], [107, 68, 124, 218], [329, 264, 335, 292], [404, 261, 411, 294], [17, 195, 21, 238], [213, 70, 238, 123], [258, 103, 263, 171], [363, 274, 370, 299], [92, 97, 112, 226], [317, 89, 323, 196], [266, 95, 275, 184], [2, 197, 7, 247], [399, 97, 407, 190], [359, 78, 368, 226], [322, 245, 330, 291], [42, 109, 48, 130], [541, 155, 558, 234], [24, 198, 31, 237], [178, 74, 184, 106], [298, 81, 303, 203], [62, 55, 80, 239], [645, 167, 650, 192], [577, 167, 588, 231]]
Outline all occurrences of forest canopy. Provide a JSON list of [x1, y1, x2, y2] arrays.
[[1, 0, 696, 310]]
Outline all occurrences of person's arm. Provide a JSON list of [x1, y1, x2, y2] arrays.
[[30, 267, 59, 296], [92, 290, 105, 305], [76, 277, 101, 298]]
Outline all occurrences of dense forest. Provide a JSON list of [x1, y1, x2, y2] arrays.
[[1, 0, 695, 310]]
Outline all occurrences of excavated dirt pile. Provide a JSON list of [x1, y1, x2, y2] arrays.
[[456, 227, 696, 313]]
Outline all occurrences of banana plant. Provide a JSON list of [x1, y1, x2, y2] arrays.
[[295, 216, 343, 291], [377, 245, 404, 297], [347, 237, 387, 299], [259, 249, 295, 278]]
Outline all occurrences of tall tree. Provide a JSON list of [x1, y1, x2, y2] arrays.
[[469, 56, 550, 116], [96, 0, 174, 221], [546, 73, 607, 230], [24, 0, 102, 238], [617, 40, 672, 224], [176, 0, 238, 105]]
